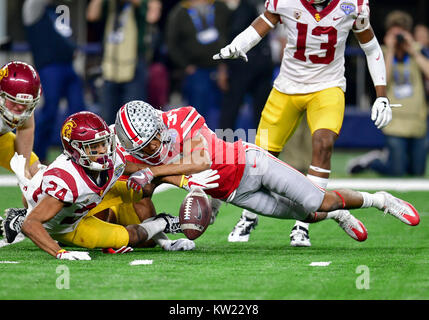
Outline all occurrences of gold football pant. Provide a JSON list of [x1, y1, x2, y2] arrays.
[[52, 180, 144, 249], [256, 87, 345, 153], [0, 132, 39, 170]]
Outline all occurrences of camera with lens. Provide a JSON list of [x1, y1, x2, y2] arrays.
[[396, 34, 405, 44]]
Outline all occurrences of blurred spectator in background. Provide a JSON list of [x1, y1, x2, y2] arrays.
[[347, 11, 429, 177], [218, 0, 273, 133], [414, 24, 429, 56], [414, 24, 429, 99], [23, 0, 86, 164], [165, 0, 231, 129], [144, 0, 170, 109], [280, 118, 312, 174], [87, 0, 154, 124]]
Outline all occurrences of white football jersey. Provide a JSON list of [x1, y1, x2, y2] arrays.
[[266, 0, 370, 94], [30, 150, 126, 234]]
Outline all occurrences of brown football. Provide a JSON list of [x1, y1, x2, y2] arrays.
[[179, 187, 212, 240]]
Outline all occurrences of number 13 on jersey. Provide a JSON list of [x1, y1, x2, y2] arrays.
[[293, 23, 338, 64]]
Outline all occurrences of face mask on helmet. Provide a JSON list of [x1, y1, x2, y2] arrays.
[[75, 134, 116, 171], [0, 61, 41, 128], [61, 111, 116, 171], [115, 100, 173, 165]]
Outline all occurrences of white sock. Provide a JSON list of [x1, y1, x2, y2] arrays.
[[306, 173, 329, 189], [139, 218, 167, 240], [242, 209, 258, 220], [360, 192, 385, 209], [152, 232, 170, 248], [326, 211, 341, 220]]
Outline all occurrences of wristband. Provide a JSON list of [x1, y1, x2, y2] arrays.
[[56, 249, 67, 259], [179, 175, 189, 188]]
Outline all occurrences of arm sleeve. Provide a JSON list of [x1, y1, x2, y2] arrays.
[[359, 36, 387, 86]]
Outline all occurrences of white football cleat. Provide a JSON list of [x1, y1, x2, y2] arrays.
[[335, 210, 368, 242], [376, 191, 420, 226], [228, 214, 258, 242], [290, 225, 311, 247]]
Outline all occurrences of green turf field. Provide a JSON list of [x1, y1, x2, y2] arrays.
[[1, 184, 428, 300]]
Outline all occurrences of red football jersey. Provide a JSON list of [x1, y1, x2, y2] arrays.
[[161, 106, 246, 199]]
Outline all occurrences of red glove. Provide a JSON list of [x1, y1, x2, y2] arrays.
[[127, 168, 154, 192]]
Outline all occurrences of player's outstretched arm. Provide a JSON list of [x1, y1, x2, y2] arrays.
[[15, 113, 36, 178], [126, 133, 213, 192], [21, 195, 90, 260], [213, 11, 279, 62]]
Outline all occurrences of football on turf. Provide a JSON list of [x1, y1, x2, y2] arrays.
[[179, 187, 212, 240]]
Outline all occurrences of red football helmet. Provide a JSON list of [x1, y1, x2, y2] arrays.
[[61, 111, 116, 171], [0, 61, 41, 127]]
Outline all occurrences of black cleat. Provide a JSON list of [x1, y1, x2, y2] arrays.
[[228, 214, 258, 242], [156, 213, 182, 234], [2, 208, 27, 243]]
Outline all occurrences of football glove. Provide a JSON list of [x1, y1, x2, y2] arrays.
[[180, 169, 220, 191], [213, 43, 248, 62], [56, 249, 91, 260], [371, 97, 392, 129], [162, 238, 196, 251], [127, 168, 154, 192]]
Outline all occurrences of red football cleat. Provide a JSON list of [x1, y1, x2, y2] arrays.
[[335, 210, 368, 242], [376, 192, 420, 226]]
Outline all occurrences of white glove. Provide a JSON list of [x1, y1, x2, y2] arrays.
[[371, 97, 392, 129], [181, 169, 220, 191], [56, 250, 91, 260], [162, 238, 196, 251], [213, 44, 248, 62]]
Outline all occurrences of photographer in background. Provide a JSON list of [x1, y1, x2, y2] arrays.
[[348, 10, 429, 177]]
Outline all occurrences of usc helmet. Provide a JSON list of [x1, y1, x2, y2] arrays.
[[115, 100, 172, 165], [0, 61, 41, 128], [61, 111, 116, 171]]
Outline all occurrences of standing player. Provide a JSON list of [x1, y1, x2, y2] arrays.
[[0, 61, 42, 179], [213, 0, 393, 246], [7, 111, 195, 260], [115, 101, 419, 245]]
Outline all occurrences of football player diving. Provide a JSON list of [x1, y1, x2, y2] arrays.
[[114, 100, 419, 248]]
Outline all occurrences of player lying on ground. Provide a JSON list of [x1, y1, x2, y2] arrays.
[[115, 101, 420, 243], [1, 111, 212, 259]]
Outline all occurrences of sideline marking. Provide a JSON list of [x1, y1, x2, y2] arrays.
[[129, 260, 153, 266], [309, 261, 331, 267]]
